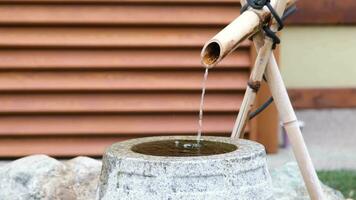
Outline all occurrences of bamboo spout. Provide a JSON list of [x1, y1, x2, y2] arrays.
[[201, 0, 296, 68], [201, 11, 260, 68], [201, 41, 221, 67]]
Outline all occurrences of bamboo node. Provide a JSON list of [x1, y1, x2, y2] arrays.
[[247, 80, 261, 92]]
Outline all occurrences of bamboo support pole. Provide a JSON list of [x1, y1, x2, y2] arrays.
[[200, 0, 296, 68], [229, 0, 326, 199], [231, 0, 288, 139], [264, 57, 326, 200]]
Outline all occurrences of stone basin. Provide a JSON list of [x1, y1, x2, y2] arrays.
[[96, 136, 273, 200]]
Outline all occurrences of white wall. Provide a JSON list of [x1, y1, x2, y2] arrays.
[[280, 26, 356, 88]]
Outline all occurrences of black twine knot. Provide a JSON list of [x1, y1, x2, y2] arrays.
[[240, 0, 286, 49]]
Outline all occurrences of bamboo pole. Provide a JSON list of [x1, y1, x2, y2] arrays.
[[201, 10, 260, 68], [264, 56, 326, 200], [231, 0, 288, 139], [229, 1, 326, 199], [200, 0, 296, 68]]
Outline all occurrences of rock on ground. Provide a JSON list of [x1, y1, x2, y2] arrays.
[[65, 156, 102, 200], [0, 155, 346, 200], [0, 155, 101, 200], [271, 162, 345, 200]]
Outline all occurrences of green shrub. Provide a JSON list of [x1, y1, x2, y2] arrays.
[[318, 170, 356, 199]]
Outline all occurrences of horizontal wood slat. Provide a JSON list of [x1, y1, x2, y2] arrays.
[[0, 0, 239, 3], [0, 70, 248, 91], [0, 114, 244, 136], [0, 92, 243, 113], [0, 27, 249, 48], [0, 49, 250, 69], [0, 4, 239, 25], [288, 88, 356, 109], [0, 133, 241, 157], [286, 0, 356, 25], [0, 136, 127, 157]]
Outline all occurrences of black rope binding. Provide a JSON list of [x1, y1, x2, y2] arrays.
[[240, 0, 293, 49], [249, 96, 274, 120], [262, 25, 280, 49], [247, 0, 268, 9]]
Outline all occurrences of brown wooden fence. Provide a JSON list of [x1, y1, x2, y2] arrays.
[[0, 0, 277, 157]]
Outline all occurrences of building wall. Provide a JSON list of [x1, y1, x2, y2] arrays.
[[0, 0, 278, 157], [281, 27, 356, 88]]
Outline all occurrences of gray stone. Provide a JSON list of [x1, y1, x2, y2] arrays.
[[0, 154, 68, 200], [65, 156, 102, 200], [0, 154, 101, 200], [97, 136, 273, 200], [271, 162, 345, 200]]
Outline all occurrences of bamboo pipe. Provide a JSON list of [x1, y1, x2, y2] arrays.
[[201, 11, 260, 68], [200, 0, 296, 68]]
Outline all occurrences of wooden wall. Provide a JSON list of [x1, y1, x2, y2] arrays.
[[285, 0, 356, 110], [286, 0, 356, 25], [0, 0, 278, 157]]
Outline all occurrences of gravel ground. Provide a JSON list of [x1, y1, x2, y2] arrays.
[[0, 161, 9, 167], [267, 108, 356, 170]]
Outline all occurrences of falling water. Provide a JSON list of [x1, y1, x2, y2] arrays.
[[196, 68, 209, 144]]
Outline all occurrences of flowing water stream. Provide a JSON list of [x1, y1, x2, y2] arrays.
[[196, 68, 209, 144], [129, 68, 239, 157]]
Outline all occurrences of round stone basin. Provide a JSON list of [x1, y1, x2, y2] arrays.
[[97, 136, 273, 200]]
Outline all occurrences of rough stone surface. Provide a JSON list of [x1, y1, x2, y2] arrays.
[[271, 162, 345, 200], [0, 149, 346, 200], [97, 136, 273, 200], [65, 157, 102, 200], [0, 154, 101, 200]]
